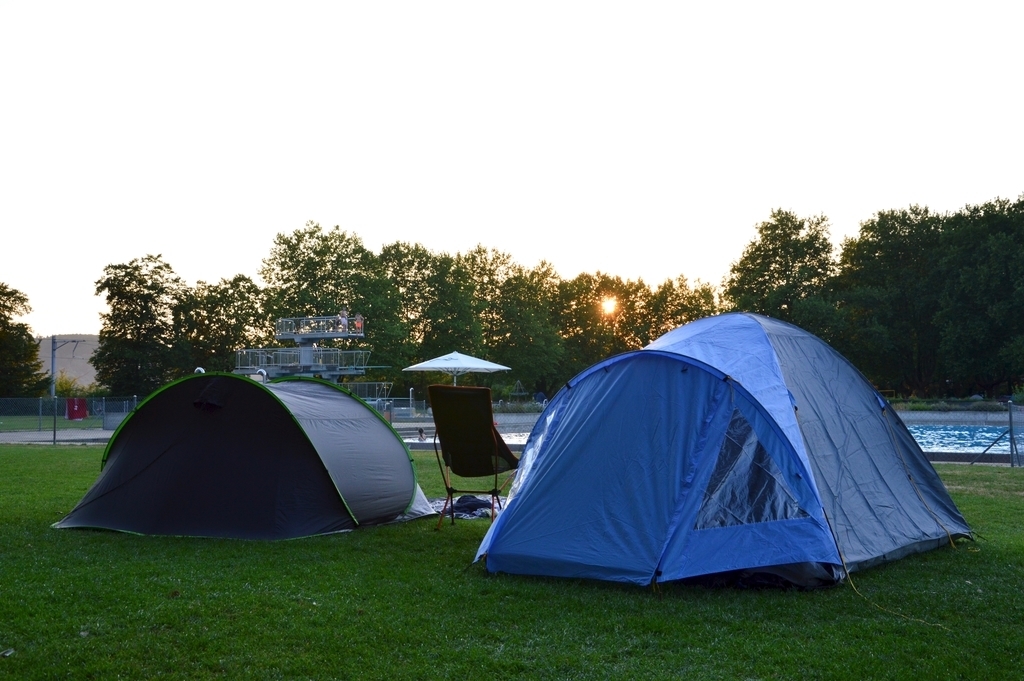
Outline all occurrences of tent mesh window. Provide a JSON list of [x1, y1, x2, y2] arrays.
[[694, 409, 808, 529]]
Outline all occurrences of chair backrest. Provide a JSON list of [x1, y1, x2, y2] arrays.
[[428, 385, 518, 478]]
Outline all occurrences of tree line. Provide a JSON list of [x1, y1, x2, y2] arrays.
[[85, 225, 718, 398], [1, 194, 1022, 399], [727, 197, 1024, 398]]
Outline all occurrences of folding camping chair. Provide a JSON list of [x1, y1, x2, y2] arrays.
[[428, 385, 519, 528]]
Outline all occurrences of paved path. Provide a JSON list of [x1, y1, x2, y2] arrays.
[[0, 428, 112, 445], [7, 411, 1002, 459], [896, 410, 1009, 426]]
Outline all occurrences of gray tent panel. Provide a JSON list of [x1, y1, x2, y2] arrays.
[[756, 315, 970, 569], [269, 379, 420, 525]]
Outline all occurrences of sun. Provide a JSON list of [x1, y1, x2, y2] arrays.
[[601, 297, 618, 315]]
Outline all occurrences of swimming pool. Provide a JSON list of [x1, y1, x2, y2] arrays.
[[409, 425, 1019, 453], [907, 424, 1018, 453]]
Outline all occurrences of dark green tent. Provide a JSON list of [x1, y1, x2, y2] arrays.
[[55, 374, 431, 539]]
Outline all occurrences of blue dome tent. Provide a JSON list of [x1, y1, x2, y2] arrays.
[[476, 313, 971, 587]]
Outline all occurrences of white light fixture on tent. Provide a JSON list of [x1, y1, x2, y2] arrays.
[[403, 351, 510, 385]]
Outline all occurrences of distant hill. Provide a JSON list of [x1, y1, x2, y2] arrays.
[[36, 335, 99, 388]]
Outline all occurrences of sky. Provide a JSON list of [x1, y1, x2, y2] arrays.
[[2, 2, 1023, 337]]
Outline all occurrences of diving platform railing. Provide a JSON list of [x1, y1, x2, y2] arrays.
[[235, 348, 371, 374], [234, 314, 372, 380], [275, 315, 364, 342]]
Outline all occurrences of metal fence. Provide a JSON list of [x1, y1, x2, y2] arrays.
[[0, 396, 138, 444], [1013, 403, 1024, 467], [372, 398, 543, 449], [15, 393, 1020, 461], [979, 402, 1024, 467], [0, 394, 543, 448], [914, 403, 1024, 466]]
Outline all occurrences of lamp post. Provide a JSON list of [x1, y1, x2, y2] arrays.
[[50, 335, 87, 397]]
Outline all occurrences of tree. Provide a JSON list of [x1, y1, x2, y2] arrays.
[[418, 254, 482, 362], [935, 197, 1024, 396], [488, 262, 565, 398], [92, 255, 189, 396], [54, 369, 104, 397], [349, 266, 407, 381], [723, 209, 838, 337], [458, 246, 518, 353], [259, 223, 408, 378], [0, 283, 49, 397], [260, 222, 372, 319], [606, 277, 656, 351], [553, 272, 650, 384], [643, 275, 720, 340], [451, 247, 567, 395], [374, 241, 437, 373], [173, 275, 267, 373], [834, 206, 945, 395]]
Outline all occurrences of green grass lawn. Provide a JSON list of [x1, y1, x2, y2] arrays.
[[0, 414, 104, 432], [2, 445, 1023, 680]]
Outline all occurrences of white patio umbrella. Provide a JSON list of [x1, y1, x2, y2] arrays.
[[403, 351, 510, 385]]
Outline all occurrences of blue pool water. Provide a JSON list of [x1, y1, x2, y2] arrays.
[[908, 425, 1017, 453], [412, 426, 1016, 453]]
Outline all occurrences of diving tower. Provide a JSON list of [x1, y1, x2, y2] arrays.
[[234, 313, 383, 386]]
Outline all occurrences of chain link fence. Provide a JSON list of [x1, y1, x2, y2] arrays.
[[13, 392, 1019, 461], [0, 397, 137, 444], [0, 394, 543, 448], [379, 398, 543, 450]]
